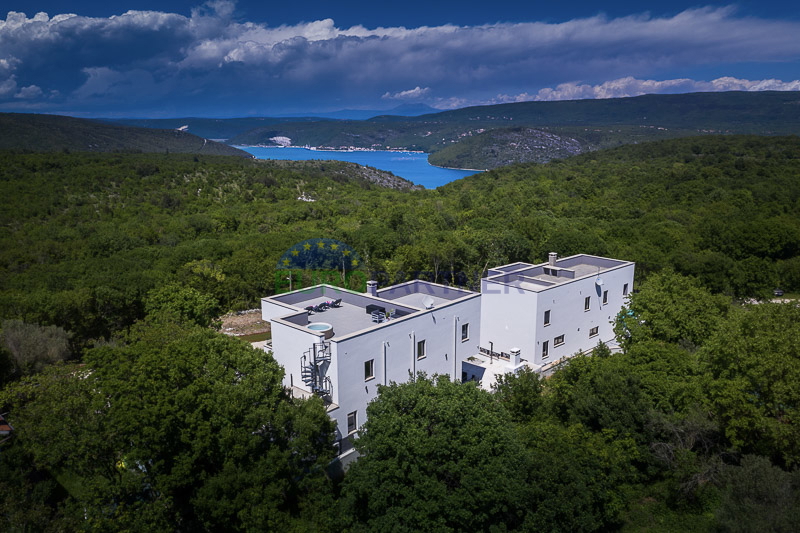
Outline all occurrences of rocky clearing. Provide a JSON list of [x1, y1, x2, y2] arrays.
[[220, 309, 270, 336]]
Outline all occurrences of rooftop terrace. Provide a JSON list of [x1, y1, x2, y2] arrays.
[[264, 281, 478, 340], [487, 254, 633, 292]]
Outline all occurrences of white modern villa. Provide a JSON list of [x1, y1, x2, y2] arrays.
[[261, 253, 634, 456]]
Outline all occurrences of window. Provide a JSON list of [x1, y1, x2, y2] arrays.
[[461, 323, 469, 341], [542, 340, 549, 359], [543, 309, 551, 326], [589, 326, 599, 338], [603, 290, 608, 305], [364, 359, 374, 381], [417, 339, 426, 359], [584, 296, 591, 311], [554, 334, 565, 346], [347, 411, 357, 434], [623, 283, 629, 296]]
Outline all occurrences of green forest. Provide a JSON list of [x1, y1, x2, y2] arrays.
[[2, 135, 800, 531]]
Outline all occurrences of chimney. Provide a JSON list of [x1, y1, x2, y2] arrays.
[[366, 280, 378, 297], [510, 348, 521, 367], [548, 252, 558, 267]]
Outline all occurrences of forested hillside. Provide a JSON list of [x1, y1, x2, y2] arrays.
[[1, 136, 798, 350], [2, 135, 800, 530], [0, 113, 250, 156], [427, 126, 585, 169], [224, 91, 800, 169]]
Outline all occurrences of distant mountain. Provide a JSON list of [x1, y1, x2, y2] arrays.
[[0, 113, 250, 157], [291, 103, 441, 120], [90, 91, 800, 170], [228, 91, 800, 169], [105, 104, 439, 138], [103, 116, 338, 141], [419, 91, 800, 131]]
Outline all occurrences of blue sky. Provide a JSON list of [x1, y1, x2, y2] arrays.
[[1, 1, 799, 117]]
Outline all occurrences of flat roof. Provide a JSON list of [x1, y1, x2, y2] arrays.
[[264, 281, 478, 340], [296, 297, 397, 337], [488, 254, 634, 292]]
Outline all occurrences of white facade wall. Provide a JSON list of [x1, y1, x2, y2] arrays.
[[261, 299, 298, 323], [261, 254, 633, 455], [533, 264, 633, 365], [269, 316, 325, 392], [327, 296, 480, 443], [480, 279, 539, 361], [478, 256, 635, 368]]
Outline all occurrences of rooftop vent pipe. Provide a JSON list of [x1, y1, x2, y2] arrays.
[[548, 252, 558, 267], [366, 280, 378, 297]]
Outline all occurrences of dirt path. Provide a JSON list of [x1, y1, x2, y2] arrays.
[[220, 309, 270, 336]]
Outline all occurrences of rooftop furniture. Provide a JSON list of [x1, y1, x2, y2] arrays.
[[365, 304, 385, 315]]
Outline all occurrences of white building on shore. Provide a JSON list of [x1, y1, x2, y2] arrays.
[[260, 253, 634, 456]]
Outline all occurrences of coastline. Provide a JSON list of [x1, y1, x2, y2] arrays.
[[428, 162, 487, 172], [235, 145, 484, 172], [235, 144, 425, 154], [236, 145, 482, 188]]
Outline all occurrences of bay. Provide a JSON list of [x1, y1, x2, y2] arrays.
[[237, 146, 480, 189]]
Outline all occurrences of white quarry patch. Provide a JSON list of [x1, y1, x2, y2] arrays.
[[270, 136, 292, 146]]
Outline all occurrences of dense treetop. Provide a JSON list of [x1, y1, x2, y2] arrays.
[[1, 135, 799, 355], [2, 133, 800, 530], [0, 113, 250, 156]]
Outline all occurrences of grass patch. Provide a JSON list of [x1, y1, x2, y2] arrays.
[[238, 332, 271, 343]]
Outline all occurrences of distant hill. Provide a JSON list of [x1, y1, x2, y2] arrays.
[[428, 127, 585, 170], [0, 113, 250, 157], [103, 116, 339, 141], [226, 91, 800, 169], [106, 104, 440, 137], [91, 91, 800, 170], [417, 91, 800, 131], [273, 103, 440, 120]]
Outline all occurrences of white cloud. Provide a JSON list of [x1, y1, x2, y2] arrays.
[[529, 76, 800, 102], [14, 84, 42, 98], [382, 86, 431, 100], [1, 6, 800, 114], [0, 75, 17, 97]]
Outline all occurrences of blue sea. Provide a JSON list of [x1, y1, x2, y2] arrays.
[[237, 146, 480, 189]]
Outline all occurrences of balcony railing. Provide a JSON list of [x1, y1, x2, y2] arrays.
[[478, 346, 511, 361]]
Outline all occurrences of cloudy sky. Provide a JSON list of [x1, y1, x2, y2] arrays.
[[1, 1, 799, 117]]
